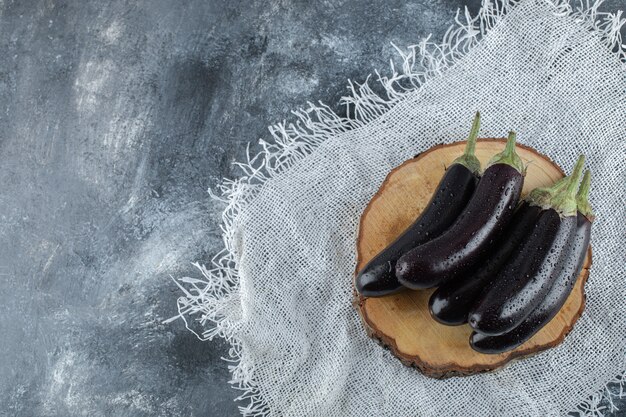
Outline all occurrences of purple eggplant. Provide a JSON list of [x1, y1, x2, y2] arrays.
[[429, 176, 571, 325], [471, 170, 593, 353], [468, 156, 585, 336], [356, 113, 482, 297], [429, 201, 541, 325], [396, 131, 525, 289]]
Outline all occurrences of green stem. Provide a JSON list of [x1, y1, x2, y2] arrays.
[[526, 176, 568, 206], [550, 155, 585, 217], [504, 132, 516, 154], [576, 169, 594, 221], [464, 112, 480, 158], [452, 112, 481, 174], [486, 131, 524, 173]]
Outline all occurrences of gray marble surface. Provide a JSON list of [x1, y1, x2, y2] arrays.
[[1, 1, 624, 416]]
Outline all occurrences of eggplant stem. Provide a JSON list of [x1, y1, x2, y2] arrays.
[[486, 130, 524, 173], [526, 176, 568, 206], [565, 155, 585, 196], [464, 111, 480, 157], [504, 131, 516, 154], [550, 155, 585, 217], [453, 111, 481, 174], [576, 169, 594, 221]]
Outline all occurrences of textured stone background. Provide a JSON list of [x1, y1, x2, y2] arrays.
[[1, 1, 624, 416]]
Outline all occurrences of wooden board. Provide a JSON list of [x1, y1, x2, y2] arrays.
[[353, 139, 592, 378]]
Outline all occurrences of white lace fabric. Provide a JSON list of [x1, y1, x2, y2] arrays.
[[170, 0, 626, 415]]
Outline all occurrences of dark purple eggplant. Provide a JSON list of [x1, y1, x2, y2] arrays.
[[468, 156, 585, 336], [471, 170, 593, 353], [396, 131, 525, 289], [356, 113, 482, 297], [429, 201, 541, 325], [429, 176, 571, 325]]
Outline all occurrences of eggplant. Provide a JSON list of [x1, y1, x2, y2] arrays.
[[468, 156, 585, 336], [356, 113, 482, 297], [471, 171, 593, 353], [428, 176, 571, 325], [428, 201, 541, 325], [396, 131, 525, 289]]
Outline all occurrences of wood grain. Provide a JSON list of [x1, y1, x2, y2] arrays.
[[353, 139, 592, 378]]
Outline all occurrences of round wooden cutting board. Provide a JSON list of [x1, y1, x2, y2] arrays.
[[354, 139, 592, 379]]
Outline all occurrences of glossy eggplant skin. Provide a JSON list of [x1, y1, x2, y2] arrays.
[[468, 209, 577, 336], [355, 164, 478, 297], [395, 163, 523, 290], [429, 202, 542, 325], [470, 212, 591, 353]]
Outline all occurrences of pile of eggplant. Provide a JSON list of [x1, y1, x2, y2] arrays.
[[355, 113, 594, 354]]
